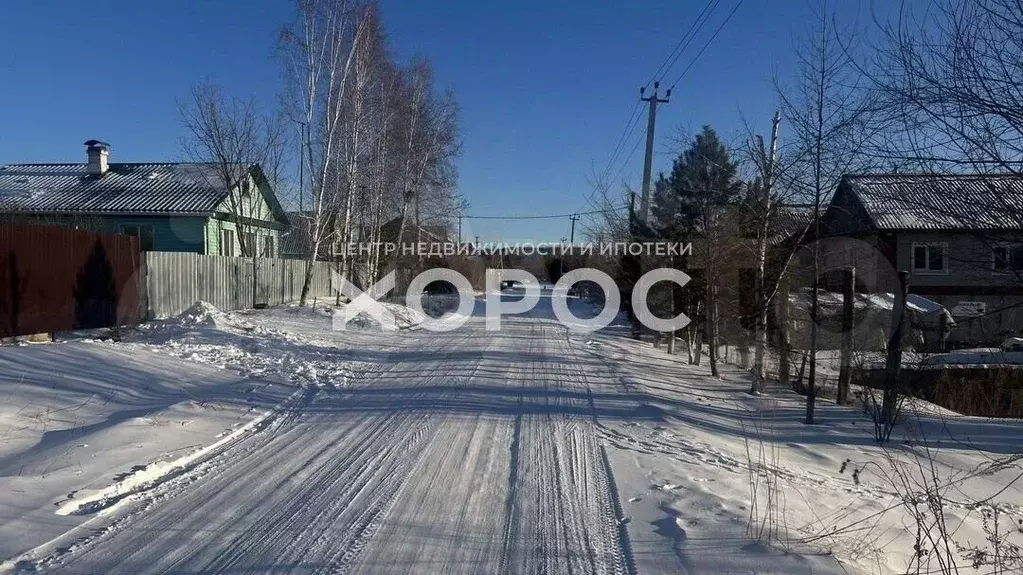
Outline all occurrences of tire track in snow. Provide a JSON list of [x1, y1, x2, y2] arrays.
[[35, 331, 478, 574], [495, 320, 632, 575], [31, 310, 635, 574]]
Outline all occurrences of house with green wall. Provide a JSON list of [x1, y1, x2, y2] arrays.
[[0, 141, 288, 256]]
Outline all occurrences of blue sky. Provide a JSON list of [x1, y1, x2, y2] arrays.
[[0, 0, 875, 242]]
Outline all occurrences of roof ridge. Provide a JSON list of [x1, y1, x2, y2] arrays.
[[1, 161, 221, 168], [846, 172, 1023, 179]]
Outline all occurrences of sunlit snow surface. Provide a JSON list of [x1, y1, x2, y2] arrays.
[[0, 288, 1019, 574]]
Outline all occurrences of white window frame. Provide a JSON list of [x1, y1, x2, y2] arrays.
[[911, 242, 949, 275], [221, 229, 235, 256]]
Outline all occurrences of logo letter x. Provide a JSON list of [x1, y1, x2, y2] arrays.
[[332, 271, 396, 331]]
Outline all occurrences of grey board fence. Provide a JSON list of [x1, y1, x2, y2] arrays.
[[144, 252, 336, 318]]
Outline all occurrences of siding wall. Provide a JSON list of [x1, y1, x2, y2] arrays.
[[205, 218, 280, 258], [814, 231, 1023, 345], [895, 232, 1023, 288], [143, 252, 334, 318], [207, 174, 283, 257]]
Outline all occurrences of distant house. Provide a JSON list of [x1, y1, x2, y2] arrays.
[[377, 215, 449, 245], [280, 211, 316, 260], [819, 173, 1023, 344], [280, 210, 355, 262], [0, 140, 289, 256]]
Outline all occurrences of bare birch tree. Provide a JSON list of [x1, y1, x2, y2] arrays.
[[281, 0, 369, 305], [744, 112, 783, 394], [388, 59, 463, 284], [336, 3, 387, 286], [178, 82, 287, 261], [777, 0, 873, 423]]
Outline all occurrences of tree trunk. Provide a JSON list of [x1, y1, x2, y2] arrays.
[[881, 270, 910, 432], [777, 278, 791, 388], [805, 278, 820, 424], [837, 266, 855, 406], [795, 350, 808, 393], [299, 217, 322, 307], [707, 282, 719, 377], [666, 279, 677, 355], [750, 237, 768, 393]]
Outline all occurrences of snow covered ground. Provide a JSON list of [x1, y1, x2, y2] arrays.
[[590, 335, 1023, 574], [0, 337, 296, 563], [0, 288, 1020, 574]]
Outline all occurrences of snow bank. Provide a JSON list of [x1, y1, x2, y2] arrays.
[[921, 348, 1023, 366], [331, 301, 427, 330], [53, 386, 308, 518], [0, 300, 400, 565], [174, 301, 224, 328], [386, 302, 428, 329], [127, 301, 364, 389]]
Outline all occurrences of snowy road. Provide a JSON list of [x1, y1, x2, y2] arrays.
[[44, 296, 638, 574]]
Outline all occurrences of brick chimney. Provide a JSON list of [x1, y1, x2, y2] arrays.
[[84, 140, 110, 176]]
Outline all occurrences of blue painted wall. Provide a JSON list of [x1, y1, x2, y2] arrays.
[[11, 215, 208, 253], [101, 216, 207, 253]]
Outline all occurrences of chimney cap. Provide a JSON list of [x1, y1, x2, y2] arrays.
[[84, 139, 111, 149]]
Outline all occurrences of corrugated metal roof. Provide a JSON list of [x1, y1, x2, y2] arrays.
[[772, 204, 815, 241], [0, 163, 232, 215], [845, 173, 1023, 230]]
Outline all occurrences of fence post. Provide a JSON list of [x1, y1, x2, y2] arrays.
[[837, 266, 855, 405], [141, 251, 151, 320]]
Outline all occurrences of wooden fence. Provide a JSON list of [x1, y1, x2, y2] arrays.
[[853, 367, 1023, 418], [143, 252, 336, 318]]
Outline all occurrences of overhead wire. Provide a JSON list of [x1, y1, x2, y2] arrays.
[[463, 205, 628, 221], [580, 0, 731, 215], [667, 0, 744, 91], [645, 0, 722, 89]]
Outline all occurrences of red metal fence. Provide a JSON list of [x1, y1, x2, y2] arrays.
[[0, 224, 143, 338]]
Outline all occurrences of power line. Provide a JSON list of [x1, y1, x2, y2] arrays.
[[597, 0, 719, 186], [646, 0, 722, 88], [581, 0, 739, 216], [597, 102, 643, 186], [576, 105, 642, 214], [609, 130, 646, 186], [668, 0, 744, 91], [583, 0, 726, 212], [463, 205, 628, 221]]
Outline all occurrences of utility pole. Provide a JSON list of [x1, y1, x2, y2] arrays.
[[568, 214, 579, 244], [457, 214, 463, 245], [639, 81, 671, 224], [559, 236, 568, 281]]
